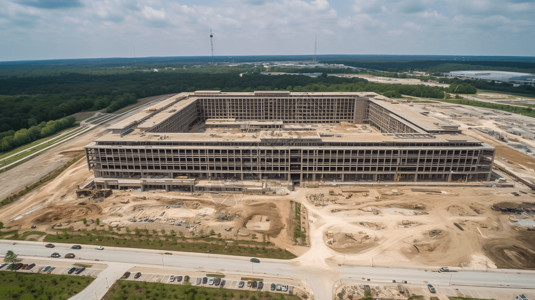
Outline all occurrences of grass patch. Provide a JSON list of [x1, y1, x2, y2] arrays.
[[206, 274, 225, 278], [73, 263, 93, 268], [103, 280, 300, 300], [292, 201, 306, 245], [0, 126, 83, 173], [240, 277, 263, 282], [0, 271, 94, 300], [43, 228, 296, 259], [0, 155, 83, 208], [437, 98, 535, 118]]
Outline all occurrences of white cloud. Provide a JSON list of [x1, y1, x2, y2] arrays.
[[0, 0, 533, 60]]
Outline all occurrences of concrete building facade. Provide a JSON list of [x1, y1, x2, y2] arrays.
[[85, 91, 494, 191]]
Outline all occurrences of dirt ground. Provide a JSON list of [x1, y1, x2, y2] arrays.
[[1, 97, 535, 271]]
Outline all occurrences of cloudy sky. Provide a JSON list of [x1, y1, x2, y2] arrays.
[[1, 0, 534, 61]]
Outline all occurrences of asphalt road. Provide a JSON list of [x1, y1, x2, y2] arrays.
[[1, 240, 534, 299]]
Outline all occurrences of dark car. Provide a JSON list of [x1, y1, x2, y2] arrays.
[[270, 283, 276, 291], [258, 281, 263, 290], [214, 277, 221, 286], [238, 281, 245, 288], [134, 272, 141, 279], [71, 245, 82, 250], [220, 280, 226, 287], [75, 267, 86, 274], [42, 266, 51, 273], [176, 275, 183, 282], [250, 258, 260, 263], [202, 277, 208, 284], [26, 263, 35, 270], [45, 243, 55, 248], [427, 284, 436, 293], [251, 281, 257, 288], [65, 253, 75, 259], [15, 263, 24, 270], [184, 275, 190, 282], [51, 252, 61, 258], [121, 272, 131, 279], [67, 267, 77, 274]]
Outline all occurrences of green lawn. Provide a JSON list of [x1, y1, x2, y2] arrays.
[[103, 281, 301, 300], [0, 271, 94, 300], [43, 229, 295, 259]]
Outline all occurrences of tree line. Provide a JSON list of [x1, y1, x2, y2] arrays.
[[0, 116, 75, 152]]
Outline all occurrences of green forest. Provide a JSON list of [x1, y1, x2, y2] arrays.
[[0, 65, 452, 152], [1, 54, 533, 153]]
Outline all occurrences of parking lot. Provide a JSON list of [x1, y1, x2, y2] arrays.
[[0, 259, 104, 277], [120, 268, 300, 296]]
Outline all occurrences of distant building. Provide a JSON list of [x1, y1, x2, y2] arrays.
[[447, 70, 535, 86], [85, 91, 494, 191]]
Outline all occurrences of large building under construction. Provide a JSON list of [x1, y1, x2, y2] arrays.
[[85, 91, 494, 191]]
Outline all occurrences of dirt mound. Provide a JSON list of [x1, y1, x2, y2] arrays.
[[402, 229, 452, 257], [241, 202, 284, 236], [32, 203, 102, 224], [483, 232, 535, 269], [324, 229, 379, 253], [448, 205, 477, 216]]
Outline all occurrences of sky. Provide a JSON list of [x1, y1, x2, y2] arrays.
[[1, 0, 534, 61]]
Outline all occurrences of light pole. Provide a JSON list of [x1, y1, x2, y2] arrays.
[[106, 277, 109, 289], [161, 254, 165, 270]]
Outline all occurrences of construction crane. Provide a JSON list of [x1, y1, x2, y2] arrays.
[[210, 29, 214, 64], [313, 35, 317, 64]]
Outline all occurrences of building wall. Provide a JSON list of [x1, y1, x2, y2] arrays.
[[86, 142, 494, 184], [197, 96, 359, 123]]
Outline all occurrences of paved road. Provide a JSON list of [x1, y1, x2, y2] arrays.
[[1, 240, 534, 299]]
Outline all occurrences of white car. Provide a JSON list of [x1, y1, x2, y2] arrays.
[[96, 246, 104, 250]]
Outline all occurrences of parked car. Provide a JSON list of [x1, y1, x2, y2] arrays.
[[51, 252, 61, 258], [214, 277, 221, 286], [45, 243, 55, 248], [276, 284, 282, 291], [176, 276, 183, 283], [26, 263, 35, 270], [48, 267, 55, 274], [121, 272, 131, 279], [251, 281, 257, 288], [250, 258, 260, 263], [15, 263, 24, 270], [282, 285, 288, 292], [169, 275, 176, 283], [96, 246, 104, 250], [270, 283, 276, 291], [202, 277, 207, 284], [238, 281, 245, 288], [184, 275, 190, 282], [134, 272, 141, 279], [75, 267, 86, 274], [65, 253, 75, 259], [42, 266, 51, 273], [220, 279, 226, 287], [208, 277, 214, 285], [258, 281, 263, 290], [0, 263, 7, 269], [71, 245, 82, 250], [247, 281, 252, 288], [427, 284, 436, 293], [67, 267, 76, 274], [196, 278, 201, 285]]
